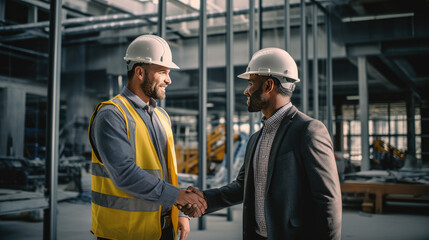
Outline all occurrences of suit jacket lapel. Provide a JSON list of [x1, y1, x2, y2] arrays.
[[265, 106, 298, 193]]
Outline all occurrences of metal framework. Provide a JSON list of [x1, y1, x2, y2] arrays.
[[248, 0, 256, 135], [225, 0, 234, 222], [284, 0, 290, 51], [312, 4, 319, 119], [158, 0, 167, 109], [358, 56, 370, 171], [198, 0, 207, 230], [44, 0, 62, 239], [300, 0, 308, 114], [326, 6, 333, 137]]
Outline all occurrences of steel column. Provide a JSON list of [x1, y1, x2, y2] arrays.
[[249, 0, 256, 135], [284, 0, 290, 51], [312, 4, 318, 119], [358, 56, 369, 171], [0, 0, 5, 22], [326, 6, 333, 137], [258, 0, 263, 49], [226, 0, 234, 222], [388, 102, 391, 144], [300, 0, 308, 114], [158, 0, 167, 108], [198, 0, 207, 230], [43, 0, 62, 239], [406, 93, 418, 167]]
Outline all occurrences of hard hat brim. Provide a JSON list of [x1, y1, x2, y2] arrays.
[[237, 71, 300, 83], [124, 57, 180, 69]]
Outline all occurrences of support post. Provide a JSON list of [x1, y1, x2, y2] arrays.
[[44, 0, 62, 239], [326, 6, 333, 137], [406, 93, 418, 168], [358, 56, 369, 171], [312, 3, 318, 119], [258, 0, 263, 49], [300, 0, 308, 114], [249, 0, 256, 135], [0, 0, 5, 22], [284, 0, 290, 51], [158, 0, 167, 109], [225, 0, 234, 221], [198, 0, 207, 230]]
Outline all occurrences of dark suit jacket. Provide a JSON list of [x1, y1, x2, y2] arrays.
[[204, 106, 342, 240]]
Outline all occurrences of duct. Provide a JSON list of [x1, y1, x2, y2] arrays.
[[3, 2, 304, 39], [0, 13, 157, 32], [63, 3, 299, 36]]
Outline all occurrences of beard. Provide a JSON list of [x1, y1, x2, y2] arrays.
[[247, 86, 266, 112], [140, 71, 166, 100]]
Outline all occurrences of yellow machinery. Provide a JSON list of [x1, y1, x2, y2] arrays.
[[372, 139, 405, 169], [176, 125, 239, 174]]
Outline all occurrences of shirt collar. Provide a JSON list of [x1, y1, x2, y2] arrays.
[[261, 102, 293, 127], [121, 87, 157, 112]]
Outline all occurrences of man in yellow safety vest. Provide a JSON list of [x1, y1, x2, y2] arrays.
[[89, 35, 207, 240]]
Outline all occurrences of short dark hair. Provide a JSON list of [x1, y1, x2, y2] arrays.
[[127, 62, 150, 81], [264, 76, 293, 97]]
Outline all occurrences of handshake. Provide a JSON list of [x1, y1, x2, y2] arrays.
[[174, 186, 207, 217]]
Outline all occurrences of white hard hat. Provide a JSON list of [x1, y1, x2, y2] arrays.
[[238, 48, 300, 90], [124, 35, 179, 70]]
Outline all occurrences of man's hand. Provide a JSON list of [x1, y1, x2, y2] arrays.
[[186, 186, 204, 199], [175, 189, 207, 217], [177, 186, 207, 217], [177, 216, 190, 240]]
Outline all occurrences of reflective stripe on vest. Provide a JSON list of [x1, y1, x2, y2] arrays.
[[91, 191, 159, 212], [92, 162, 161, 179]]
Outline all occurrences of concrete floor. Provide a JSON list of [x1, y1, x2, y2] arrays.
[[1, 201, 428, 240]]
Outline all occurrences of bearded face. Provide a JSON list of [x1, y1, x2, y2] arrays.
[[140, 67, 169, 100], [245, 78, 268, 112]]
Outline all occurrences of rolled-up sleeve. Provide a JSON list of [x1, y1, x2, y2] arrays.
[[91, 106, 179, 208]]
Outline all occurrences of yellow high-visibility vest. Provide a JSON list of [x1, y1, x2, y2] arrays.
[[89, 94, 179, 240]]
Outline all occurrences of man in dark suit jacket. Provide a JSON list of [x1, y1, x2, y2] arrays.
[[185, 48, 342, 239]]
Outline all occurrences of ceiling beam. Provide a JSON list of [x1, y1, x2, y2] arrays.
[[18, 0, 89, 17], [379, 55, 424, 102]]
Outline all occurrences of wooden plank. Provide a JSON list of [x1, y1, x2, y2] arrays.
[[340, 182, 429, 214], [341, 182, 429, 195]]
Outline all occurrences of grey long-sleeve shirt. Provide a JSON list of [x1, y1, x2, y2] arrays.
[[90, 87, 179, 213]]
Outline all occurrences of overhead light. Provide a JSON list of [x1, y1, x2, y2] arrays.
[[346, 95, 360, 100], [207, 103, 214, 108]]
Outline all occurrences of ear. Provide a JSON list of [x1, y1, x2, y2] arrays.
[[135, 66, 145, 82], [264, 78, 275, 93]]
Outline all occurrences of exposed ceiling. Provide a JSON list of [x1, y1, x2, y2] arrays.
[[0, 0, 428, 114]]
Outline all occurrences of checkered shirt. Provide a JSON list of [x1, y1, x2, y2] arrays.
[[253, 102, 292, 237]]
